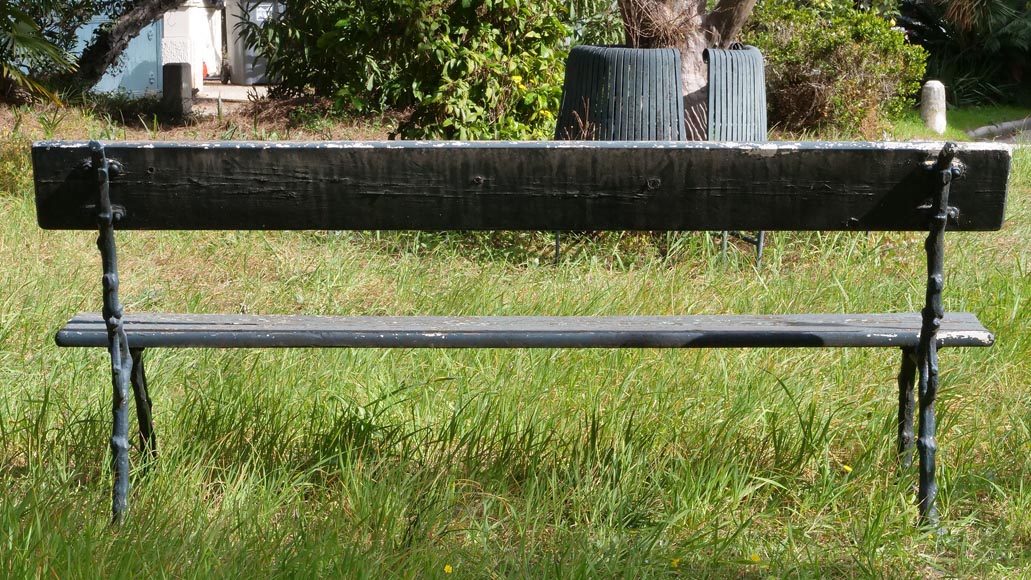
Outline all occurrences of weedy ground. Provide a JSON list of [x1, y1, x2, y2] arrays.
[[1, 103, 1030, 578]]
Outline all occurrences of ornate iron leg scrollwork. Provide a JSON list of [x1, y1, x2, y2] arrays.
[[916, 142, 963, 528], [131, 348, 156, 467], [897, 347, 917, 469], [91, 142, 133, 523]]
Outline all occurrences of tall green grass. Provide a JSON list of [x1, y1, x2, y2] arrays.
[[1, 124, 1030, 577]]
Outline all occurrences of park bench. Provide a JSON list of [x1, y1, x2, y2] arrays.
[[33, 139, 1010, 525]]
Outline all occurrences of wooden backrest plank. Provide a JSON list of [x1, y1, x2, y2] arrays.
[[33, 140, 1011, 231]]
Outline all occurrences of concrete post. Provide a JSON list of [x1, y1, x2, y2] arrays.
[[162, 63, 193, 121], [921, 81, 947, 135]]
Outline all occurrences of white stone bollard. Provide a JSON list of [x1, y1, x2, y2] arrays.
[[921, 81, 947, 135]]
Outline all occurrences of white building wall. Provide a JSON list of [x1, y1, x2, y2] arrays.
[[162, 0, 222, 89]]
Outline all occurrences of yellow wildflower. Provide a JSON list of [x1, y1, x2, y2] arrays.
[[750, 553, 761, 563], [671, 558, 680, 568], [843, 464, 853, 473], [444, 564, 453, 574]]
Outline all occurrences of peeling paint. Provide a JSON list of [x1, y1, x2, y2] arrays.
[[939, 331, 995, 345], [31, 139, 1013, 158]]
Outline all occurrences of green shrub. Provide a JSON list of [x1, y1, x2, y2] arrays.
[[243, 0, 571, 140], [898, 0, 1031, 106], [1, 2, 76, 103], [743, 0, 927, 136]]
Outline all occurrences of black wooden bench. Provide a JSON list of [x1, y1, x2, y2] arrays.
[[33, 140, 1011, 525]]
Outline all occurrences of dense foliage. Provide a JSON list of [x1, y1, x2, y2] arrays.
[[245, 0, 927, 139], [743, 0, 927, 135], [2, 0, 185, 102], [16, 1, 122, 54], [0, 1, 76, 102], [243, 0, 572, 139], [899, 0, 1031, 105]]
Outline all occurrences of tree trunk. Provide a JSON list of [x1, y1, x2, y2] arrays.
[[58, 0, 187, 92], [618, 0, 757, 140]]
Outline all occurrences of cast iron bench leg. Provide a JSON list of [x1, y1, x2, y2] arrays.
[[130, 348, 156, 466], [108, 339, 131, 524], [92, 142, 132, 523], [913, 143, 958, 529], [917, 339, 941, 528], [898, 343, 940, 526], [897, 347, 917, 469]]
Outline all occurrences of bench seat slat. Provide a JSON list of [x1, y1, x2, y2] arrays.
[[55, 312, 994, 349]]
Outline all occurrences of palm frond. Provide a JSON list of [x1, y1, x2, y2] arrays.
[[0, 1, 76, 102]]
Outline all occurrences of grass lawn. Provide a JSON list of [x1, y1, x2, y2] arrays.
[[888, 105, 1031, 142], [1, 104, 1030, 578]]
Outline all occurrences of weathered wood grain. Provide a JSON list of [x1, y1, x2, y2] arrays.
[[33, 141, 1010, 231]]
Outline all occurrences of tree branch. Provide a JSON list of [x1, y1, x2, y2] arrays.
[[60, 0, 187, 91], [703, 0, 757, 47]]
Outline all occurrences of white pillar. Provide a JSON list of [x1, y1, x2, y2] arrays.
[[921, 81, 947, 135], [162, 0, 222, 90]]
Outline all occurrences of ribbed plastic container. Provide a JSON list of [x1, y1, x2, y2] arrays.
[[704, 44, 768, 142], [554, 45, 687, 141], [704, 44, 769, 264]]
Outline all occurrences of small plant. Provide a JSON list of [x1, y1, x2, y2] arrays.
[[559, 97, 596, 140], [10, 105, 27, 137], [36, 108, 68, 139], [220, 123, 239, 141], [288, 103, 336, 139], [89, 112, 123, 141], [138, 113, 160, 139], [249, 127, 281, 141]]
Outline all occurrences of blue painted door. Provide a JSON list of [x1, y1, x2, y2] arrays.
[[75, 18, 164, 96]]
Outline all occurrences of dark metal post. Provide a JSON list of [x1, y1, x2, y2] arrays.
[[130, 348, 156, 466], [161, 63, 193, 121], [897, 347, 917, 468], [92, 141, 133, 523], [916, 142, 960, 528]]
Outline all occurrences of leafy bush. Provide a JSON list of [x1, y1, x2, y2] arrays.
[[0, 2, 76, 103], [743, 0, 927, 135], [898, 0, 1031, 106], [243, 0, 572, 140], [14, 0, 119, 55], [567, 0, 624, 46]]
